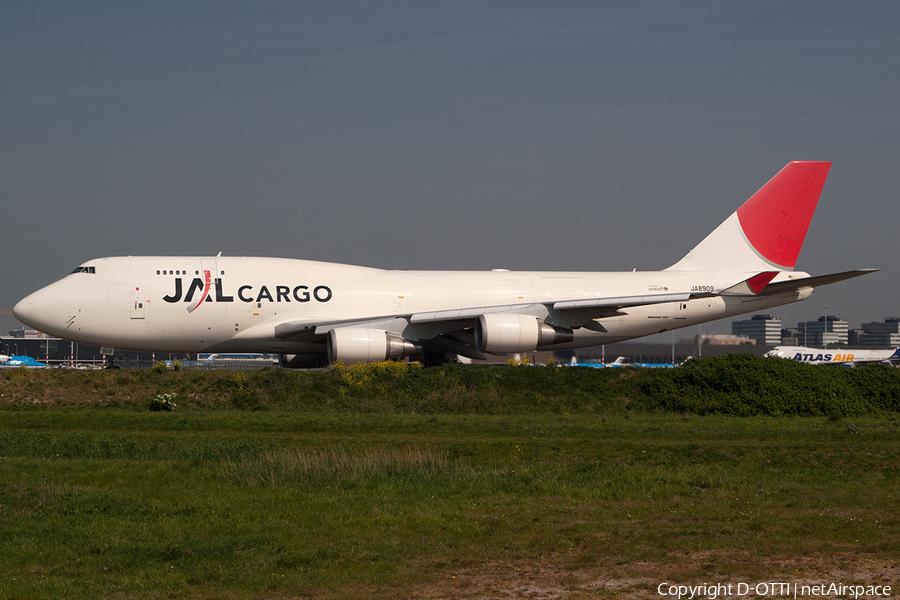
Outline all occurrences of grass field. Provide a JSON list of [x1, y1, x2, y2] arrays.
[[1, 360, 898, 599]]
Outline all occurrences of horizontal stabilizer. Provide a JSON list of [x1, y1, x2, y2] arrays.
[[760, 268, 879, 295]]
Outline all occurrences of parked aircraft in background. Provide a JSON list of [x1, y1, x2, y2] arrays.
[[0, 354, 49, 368], [586, 356, 679, 368], [610, 356, 680, 368], [568, 356, 633, 368], [765, 346, 900, 367], [14, 161, 876, 366]]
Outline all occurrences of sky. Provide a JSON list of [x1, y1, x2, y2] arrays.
[[2, 1, 898, 339]]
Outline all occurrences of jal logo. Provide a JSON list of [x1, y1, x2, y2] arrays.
[[163, 272, 332, 313]]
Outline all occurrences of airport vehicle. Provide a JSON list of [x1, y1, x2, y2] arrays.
[[765, 346, 900, 367], [0, 354, 49, 368], [14, 161, 876, 366]]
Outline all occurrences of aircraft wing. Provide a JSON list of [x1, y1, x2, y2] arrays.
[[237, 270, 878, 360]]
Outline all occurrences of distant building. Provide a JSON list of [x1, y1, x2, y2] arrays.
[[731, 314, 782, 346], [1, 333, 69, 361], [5, 328, 52, 339], [780, 327, 805, 346], [794, 316, 849, 347], [681, 334, 755, 346], [850, 317, 900, 348], [2, 329, 157, 365]]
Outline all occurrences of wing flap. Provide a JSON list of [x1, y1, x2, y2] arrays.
[[409, 303, 538, 324], [552, 292, 693, 311]]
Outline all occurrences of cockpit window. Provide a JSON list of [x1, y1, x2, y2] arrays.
[[70, 266, 96, 274]]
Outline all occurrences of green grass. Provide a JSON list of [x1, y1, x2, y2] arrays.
[[2, 409, 899, 598], [1, 359, 899, 598]]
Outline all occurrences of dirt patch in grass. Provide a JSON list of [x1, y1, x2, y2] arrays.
[[412, 554, 900, 599]]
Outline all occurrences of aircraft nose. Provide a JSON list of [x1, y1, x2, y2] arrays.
[[12, 296, 29, 325]]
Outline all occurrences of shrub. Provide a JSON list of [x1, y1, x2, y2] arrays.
[[506, 355, 533, 367], [149, 392, 177, 412]]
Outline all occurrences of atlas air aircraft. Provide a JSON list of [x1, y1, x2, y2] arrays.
[[14, 161, 877, 367], [765, 346, 900, 367]]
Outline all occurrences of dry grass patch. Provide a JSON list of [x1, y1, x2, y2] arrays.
[[222, 444, 456, 486]]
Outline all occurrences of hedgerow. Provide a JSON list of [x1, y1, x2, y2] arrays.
[[1, 354, 898, 417], [637, 353, 900, 416]]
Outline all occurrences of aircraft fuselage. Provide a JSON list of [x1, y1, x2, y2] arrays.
[[14, 255, 812, 355]]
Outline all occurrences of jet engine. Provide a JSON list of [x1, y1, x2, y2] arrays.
[[474, 314, 573, 354], [327, 328, 421, 364]]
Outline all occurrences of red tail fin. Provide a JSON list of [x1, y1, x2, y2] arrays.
[[736, 161, 831, 269]]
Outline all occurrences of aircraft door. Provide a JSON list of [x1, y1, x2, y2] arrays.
[[129, 292, 146, 320]]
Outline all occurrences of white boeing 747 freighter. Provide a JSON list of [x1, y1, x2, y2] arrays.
[[765, 346, 900, 367], [14, 161, 876, 366]]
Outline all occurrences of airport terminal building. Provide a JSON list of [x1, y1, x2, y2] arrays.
[[2, 328, 154, 366], [853, 318, 900, 347], [731, 314, 782, 346], [732, 314, 899, 348]]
